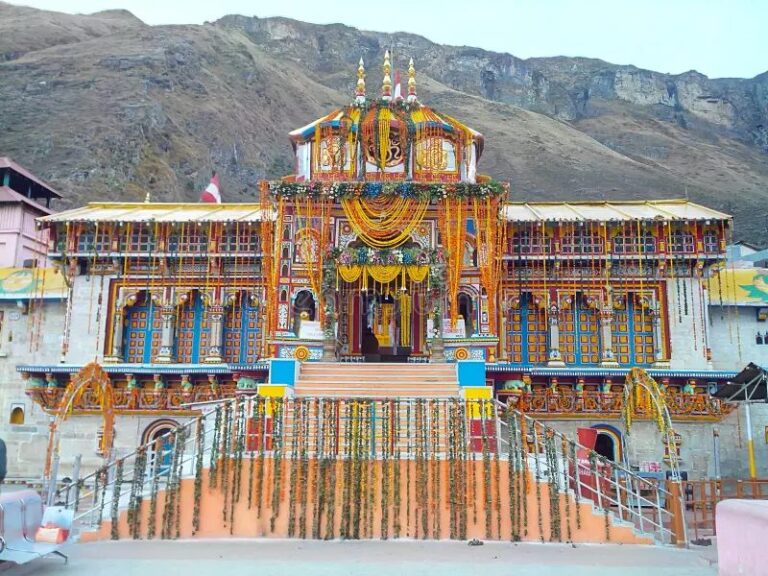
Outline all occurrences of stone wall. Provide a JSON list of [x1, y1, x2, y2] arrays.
[[544, 403, 768, 480], [0, 276, 193, 479]]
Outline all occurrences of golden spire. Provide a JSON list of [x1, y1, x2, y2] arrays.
[[381, 49, 392, 101], [407, 57, 417, 102], [355, 57, 366, 103]]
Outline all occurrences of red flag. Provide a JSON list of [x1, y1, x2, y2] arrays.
[[200, 172, 221, 203], [394, 70, 402, 101]]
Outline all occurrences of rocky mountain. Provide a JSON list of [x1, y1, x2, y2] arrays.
[[1, 2, 767, 242]]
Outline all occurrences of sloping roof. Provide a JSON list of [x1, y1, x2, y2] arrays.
[[0, 186, 54, 215], [39, 202, 276, 224], [501, 200, 731, 223], [712, 363, 767, 401], [0, 157, 62, 199]]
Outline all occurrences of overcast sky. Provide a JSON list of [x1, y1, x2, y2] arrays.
[[14, 0, 768, 78]]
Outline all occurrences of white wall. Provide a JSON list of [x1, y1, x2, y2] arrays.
[[709, 305, 768, 371], [665, 278, 710, 370]]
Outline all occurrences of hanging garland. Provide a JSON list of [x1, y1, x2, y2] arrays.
[[110, 459, 124, 541], [472, 196, 507, 335], [268, 180, 506, 201], [438, 198, 468, 328], [192, 418, 204, 535], [342, 197, 429, 248]]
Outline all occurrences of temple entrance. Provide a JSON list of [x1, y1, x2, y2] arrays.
[[360, 291, 411, 362]]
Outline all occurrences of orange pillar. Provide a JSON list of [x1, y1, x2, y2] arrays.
[[667, 480, 686, 547]]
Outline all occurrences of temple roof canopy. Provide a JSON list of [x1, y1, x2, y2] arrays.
[[501, 200, 731, 223], [39, 202, 276, 224]]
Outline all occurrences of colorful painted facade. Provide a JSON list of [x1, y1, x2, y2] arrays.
[[7, 55, 760, 480]]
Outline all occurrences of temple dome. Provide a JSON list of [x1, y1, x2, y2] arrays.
[[286, 55, 484, 184]]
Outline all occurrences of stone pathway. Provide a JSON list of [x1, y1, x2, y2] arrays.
[[6, 540, 717, 576]]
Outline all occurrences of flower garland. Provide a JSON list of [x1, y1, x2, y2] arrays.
[[570, 439, 582, 530], [561, 437, 573, 543], [507, 408, 519, 541], [192, 418, 204, 535], [146, 439, 161, 539], [268, 180, 507, 201], [110, 459, 124, 540], [480, 401, 492, 538], [127, 447, 147, 540], [472, 196, 507, 335], [544, 431, 561, 542], [269, 398, 285, 533], [220, 403, 232, 525], [533, 427, 544, 543], [430, 399, 441, 539], [381, 399, 390, 539], [229, 399, 245, 534], [255, 398, 266, 518], [438, 198, 468, 328], [299, 399, 311, 539], [208, 406, 222, 488], [332, 246, 442, 267], [342, 196, 429, 248]]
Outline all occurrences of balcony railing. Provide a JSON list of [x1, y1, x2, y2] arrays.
[[26, 385, 240, 414], [496, 389, 732, 420]]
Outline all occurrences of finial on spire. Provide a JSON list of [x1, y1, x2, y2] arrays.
[[144, 191, 151, 203], [381, 49, 392, 101], [355, 57, 366, 104], [407, 57, 417, 103]]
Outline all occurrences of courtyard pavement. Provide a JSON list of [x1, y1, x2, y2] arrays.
[[5, 539, 717, 576]]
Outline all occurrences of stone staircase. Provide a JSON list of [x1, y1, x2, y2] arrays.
[[294, 362, 460, 398]]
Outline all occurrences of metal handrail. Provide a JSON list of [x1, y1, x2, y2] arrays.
[[67, 395, 678, 543]]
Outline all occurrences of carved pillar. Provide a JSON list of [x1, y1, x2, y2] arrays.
[[105, 308, 125, 363], [205, 305, 225, 363], [598, 306, 619, 367], [547, 304, 565, 367], [154, 305, 176, 364]]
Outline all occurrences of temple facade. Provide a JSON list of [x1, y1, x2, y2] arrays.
[[3, 54, 765, 482]]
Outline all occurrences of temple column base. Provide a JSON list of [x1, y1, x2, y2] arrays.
[[322, 338, 336, 361], [203, 356, 223, 364], [430, 338, 445, 362], [547, 360, 566, 367], [653, 360, 671, 369], [600, 360, 620, 368], [103, 355, 123, 364]]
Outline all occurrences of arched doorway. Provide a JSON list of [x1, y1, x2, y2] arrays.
[[591, 424, 623, 463], [293, 290, 317, 337], [458, 292, 474, 337], [143, 419, 179, 475]]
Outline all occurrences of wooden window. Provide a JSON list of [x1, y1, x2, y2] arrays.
[[561, 234, 604, 255], [612, 234, 656, 255]]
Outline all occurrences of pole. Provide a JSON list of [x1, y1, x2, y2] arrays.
[[713, 428, 721, 480], [744, 403, 757, 479]]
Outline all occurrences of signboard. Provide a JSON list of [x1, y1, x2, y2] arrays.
[[298, 320, 324, 340]]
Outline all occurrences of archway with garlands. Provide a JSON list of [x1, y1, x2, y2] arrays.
[[621, 367, 680, 479], [45, 362, 115, 478]]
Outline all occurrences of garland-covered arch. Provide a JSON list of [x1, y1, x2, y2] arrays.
[[622, 367, 679, 478], [45, 362, 115, 477]]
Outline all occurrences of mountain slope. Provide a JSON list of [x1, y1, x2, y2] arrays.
[[0, 3, 766, 242]]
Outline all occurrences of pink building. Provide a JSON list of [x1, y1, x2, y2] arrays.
[[0, 157, 61, 268]]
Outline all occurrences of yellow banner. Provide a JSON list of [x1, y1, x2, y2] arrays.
[[0, 268, 67, 299], [709, 268, 768, 306]]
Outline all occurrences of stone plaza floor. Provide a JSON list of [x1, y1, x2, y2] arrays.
[[4, 539, 717, 576]]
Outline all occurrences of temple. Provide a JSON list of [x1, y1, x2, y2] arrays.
[[3, 53, 764, 498]]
